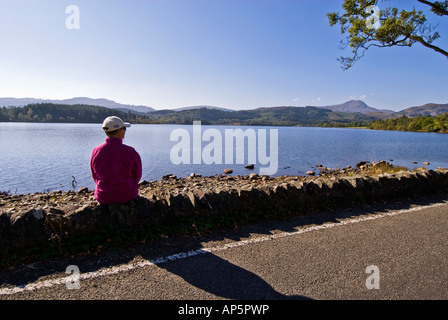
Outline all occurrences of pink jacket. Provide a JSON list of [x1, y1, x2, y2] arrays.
[[90, 137, 142, 204]]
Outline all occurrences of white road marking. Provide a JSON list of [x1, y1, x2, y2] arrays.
[[1, 202, 446, 296]]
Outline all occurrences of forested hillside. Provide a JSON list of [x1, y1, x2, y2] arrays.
[[0, 103, 375, 126], [136, 105, 376, 126], [0, 104, 153, 124], [368, 114, 448, 133], [2, 103, 448, 133]]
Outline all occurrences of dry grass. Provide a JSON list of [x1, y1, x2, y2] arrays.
[[360, 162, 410, 175]]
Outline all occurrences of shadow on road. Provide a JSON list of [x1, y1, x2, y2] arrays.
[[151, 250, 312, 300]]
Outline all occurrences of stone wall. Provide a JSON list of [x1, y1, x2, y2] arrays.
[[1, 168, 448, 258]]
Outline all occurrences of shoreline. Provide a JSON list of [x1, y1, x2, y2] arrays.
[[2, 120, 448, 134], [1, 162, 448, 267], [0, 158, 442, 196]]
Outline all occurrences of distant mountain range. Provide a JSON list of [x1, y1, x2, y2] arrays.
[[1, 97, 447, 119], [317, 100, 395, 114], [396, 103, 448, 117], [0, 97, 155, 114], [172, 105, 235, 112]]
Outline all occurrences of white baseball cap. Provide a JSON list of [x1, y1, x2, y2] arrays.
[[102, 116, 131, 132]]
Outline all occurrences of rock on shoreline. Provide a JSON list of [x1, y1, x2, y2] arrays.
[[1, 164, 448, 259]]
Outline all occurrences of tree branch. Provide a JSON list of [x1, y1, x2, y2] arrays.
[[411, 35, 448, 58], [417, 0, 448, 16]]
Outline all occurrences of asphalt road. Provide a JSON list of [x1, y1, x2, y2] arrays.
[[1, 195, 447, 303]]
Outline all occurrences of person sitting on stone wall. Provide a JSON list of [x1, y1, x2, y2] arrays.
[[90, 116, 142, 205]]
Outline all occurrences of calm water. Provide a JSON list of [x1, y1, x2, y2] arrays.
[[1, 122, 448, 194]]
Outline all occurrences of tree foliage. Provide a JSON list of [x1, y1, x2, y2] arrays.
[[148, 106, 376, 126], [0, 103, 377, 127], [328, 0, 448, 69], [0, 104, 154, 124], [368, 113, 448, 132], [4, 103, 448, 132]]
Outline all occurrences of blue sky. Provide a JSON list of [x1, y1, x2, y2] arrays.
[[0, 0, 447, 111]]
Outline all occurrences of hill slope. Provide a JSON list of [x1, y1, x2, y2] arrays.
[[317, 100, 395, 114], [1, 98, 448, 127], [0, 97, 155, 114], [397, 103, 448, 117], [148, 105, 376, 126]]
